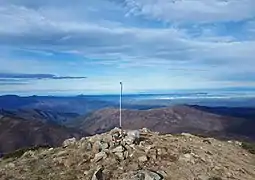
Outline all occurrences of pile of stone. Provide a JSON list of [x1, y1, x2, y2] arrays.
[[88, 128, 143, 162], [62, 127, 164, 180]]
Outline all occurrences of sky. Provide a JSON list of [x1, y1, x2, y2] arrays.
[[0, 0, 255, 95]]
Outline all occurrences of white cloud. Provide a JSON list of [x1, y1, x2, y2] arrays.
[[0, 0, 255, 93], [124, 0, 255, 23]]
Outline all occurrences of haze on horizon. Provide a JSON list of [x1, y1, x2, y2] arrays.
[[0, 0, 255, 95]]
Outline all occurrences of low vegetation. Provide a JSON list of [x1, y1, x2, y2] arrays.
[[208, 177, 222, 180], [2, 145, 51, 160], [242, 142, 255, 154]]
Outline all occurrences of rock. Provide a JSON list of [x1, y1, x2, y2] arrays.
[[62, 137, 76, 147], [124, 151, 129, 159], [130, 144, 136, 149], [144, 145, 152, 154], [102, 134, 112, 143], [138, 155, 148, 162], [124, 135, 136, 145], [132, 170, 163, 180], [111, 129, 124, 146], [84, 171, 89, 175], [85, 142, 93, 151], [111, 127, 122, 133], [203, 139, 212, 144], [124, 130, 140, 145], [22, 150, 35, 158], [158, 170, 167, 177], [93, 152, 107, 162], [112, 145, 125, 153], [92, 168, 104, 180], [157, 149, 162, 156], [183, 153, 192, 159], [179, 153, 195, 164], [181, 133, 195, 137], [234, 141, 242, 146], [80, 137, 87, 142], [115, 152, 125, 160], [140, 128, 150, 133], [93, 141, 103, 153], [196, 175, 209, 180], [101, 142, 109, 150], [205, 150, 213, 155], [5, 162, 15, 169], [148, 149, 157, 160]]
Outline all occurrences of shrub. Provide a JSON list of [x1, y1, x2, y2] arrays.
[[208, 177, 222, 180], [2, 145, 51, 160], [241, 142, 255, 154]]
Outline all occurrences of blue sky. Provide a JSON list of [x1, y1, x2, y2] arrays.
[[0, 0, 255, 95]]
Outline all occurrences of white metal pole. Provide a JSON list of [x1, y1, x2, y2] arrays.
[[119, 82, 123, 129]]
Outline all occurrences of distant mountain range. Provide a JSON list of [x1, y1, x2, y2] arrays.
[[0, 94, 255, 155], [76, 105, 255, 141], [0, 95, 165, 115]]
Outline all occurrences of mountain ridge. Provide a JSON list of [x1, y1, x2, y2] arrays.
[[77, 105, 254, 141], [0, 112, 88, 155]]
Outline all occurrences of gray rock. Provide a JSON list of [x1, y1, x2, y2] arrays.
[[101, 142, 109, 150], [179, 153, 195, 164], [140, 128, 150, 133], [115, 152, 125, 160], [102, 134, 112, 143], [124, 135, 136, 145], [93, 141, 103, 153], [181, 133, 195, 137], [22, 150, 36, 158], [62, 137, 76, 147], [196, 175, 209, 180], [79, 141, 93, 151], [124, 151, 129, 159], [93, 152, 107, 162], [124, 130, 140, 145], [5, 163, 15, 169], [138, 155, 148, 162], [92, 168, 104, 180], [112, 145, 125, 153], [132, 170, 163, 180]]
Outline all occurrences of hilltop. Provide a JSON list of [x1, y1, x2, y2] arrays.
[[0, 128, 254, 180]]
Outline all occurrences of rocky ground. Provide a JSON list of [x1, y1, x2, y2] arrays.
[[0, 128, 255, 180]]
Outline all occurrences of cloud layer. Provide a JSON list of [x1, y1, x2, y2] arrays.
[[0, 0, 254, 94], [0, 73, 86, 80]]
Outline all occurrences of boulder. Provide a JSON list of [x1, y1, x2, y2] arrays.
[[115, 152, 125, 160], [62, 137, 76, 147], [93, 141, 103, 153], [140, 128, 151, 133], [181, 133, 195, 137], [112, 145, 125, 153], [101, 142, 109, 150], [22, 150, 36, 158], [92, 168, 104, 180], [138, 155, 148, 162], [93, 152, 107, 162], [132, 170, 163, 180], [124, 130, 140, 145], [79, 141, 93, 151]]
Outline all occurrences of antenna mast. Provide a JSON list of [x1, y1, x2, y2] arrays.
[[119, 81, 123, 129]]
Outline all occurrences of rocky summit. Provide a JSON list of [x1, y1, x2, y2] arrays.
[[0, 128, 255, 180]]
